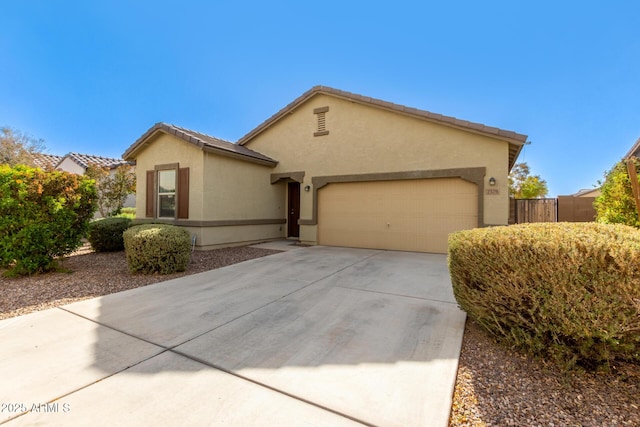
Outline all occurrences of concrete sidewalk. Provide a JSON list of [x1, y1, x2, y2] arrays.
[[0, 246, 466, 426]]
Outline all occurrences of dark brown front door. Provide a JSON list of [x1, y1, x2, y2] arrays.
[[288, 182, 300, 238]]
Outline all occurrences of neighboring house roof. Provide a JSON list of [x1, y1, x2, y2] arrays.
[[570, 188, 601, 197], [31, 152, 131, 172], [237, 85, 528, 169], [61, 152, 133, 170], [122, 123, 277, 166], [624, 136, 640, 159], [31, 153, 63, 169]]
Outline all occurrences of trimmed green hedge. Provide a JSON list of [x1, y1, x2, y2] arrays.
[[448, 222, 640, 370], [123, 224, 191, 274], [87, 217, 132, 252]]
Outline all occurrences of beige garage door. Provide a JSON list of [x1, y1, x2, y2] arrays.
[[317, 178, 478, 253]]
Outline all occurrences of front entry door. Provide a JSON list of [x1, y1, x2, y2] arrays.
[[287, 182, 300, 238]]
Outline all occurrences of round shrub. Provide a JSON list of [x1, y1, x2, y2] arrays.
[[123, 224, 191, 274], [87, 217, 132, 252], [448, 222, 640, 370]]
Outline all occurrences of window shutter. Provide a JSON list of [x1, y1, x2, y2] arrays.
[[177, 167, 189, 219], [145, 170, 155, 217]]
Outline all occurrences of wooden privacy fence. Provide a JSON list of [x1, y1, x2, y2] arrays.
[[509, 197, 597, 224], [509, 198, 557, 224], [557, 197, 597, 222]]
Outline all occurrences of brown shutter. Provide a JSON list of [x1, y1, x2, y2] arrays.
[[146, 170, 155, 217], [177, 167, 189, 219]]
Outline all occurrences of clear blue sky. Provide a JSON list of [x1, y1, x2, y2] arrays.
[[2, 1, 639, 196]]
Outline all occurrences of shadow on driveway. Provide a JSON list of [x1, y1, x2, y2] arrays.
[[1, 246, 465, 427]]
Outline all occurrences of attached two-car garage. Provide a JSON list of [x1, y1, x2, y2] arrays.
[[317, 178, 478, 254]]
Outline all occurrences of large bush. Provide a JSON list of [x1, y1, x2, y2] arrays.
[[448, 222, 640, 370], [123, 224, 191, 274], [87, 217, 132, 252], [0, 165, 97, 275], [595, 157, 640, 227]]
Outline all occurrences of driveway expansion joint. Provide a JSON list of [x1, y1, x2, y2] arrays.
[[57, 306, 169, 350], [335, 285, 461, 306], [168, 348, 373, 427]]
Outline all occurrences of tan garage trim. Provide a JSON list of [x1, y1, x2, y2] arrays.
[[300, 167, 486, 226], [317, 178, 478, 253]]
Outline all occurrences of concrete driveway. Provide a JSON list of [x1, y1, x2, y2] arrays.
[[0, 245, 466, 427]]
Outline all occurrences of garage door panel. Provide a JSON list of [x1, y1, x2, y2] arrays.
[[318, 178, 478, 254]]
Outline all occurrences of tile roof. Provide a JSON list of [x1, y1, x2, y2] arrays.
[[63, 152, 132, 169], [122, 123, 277, 166], [31, 153, 63, 169], [31, 152, 132, 171], [237, 85, 528, 169]]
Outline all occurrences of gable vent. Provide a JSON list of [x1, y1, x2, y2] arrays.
[[317, 112, 326, 131], [313, 106, 329, 136]]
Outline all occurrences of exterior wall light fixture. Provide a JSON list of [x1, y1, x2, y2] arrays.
[[304, 185, 311, 192], [488, 177, 496, 186]]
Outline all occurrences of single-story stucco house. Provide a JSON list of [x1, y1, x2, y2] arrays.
[[122, 86, 527, 254]]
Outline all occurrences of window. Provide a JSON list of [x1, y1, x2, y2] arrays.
[[146, 165, 189, 219], [157, 169, 176, 218]]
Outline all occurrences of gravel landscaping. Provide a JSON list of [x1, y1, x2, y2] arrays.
[[451, 321, 639, 426], [1, 245, 638, 425], [0, 244, 282, 320]]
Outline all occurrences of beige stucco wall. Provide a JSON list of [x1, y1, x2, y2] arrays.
[[132, 133, 205, 220], [198, 224, 283, 249], [199, 154, 285, 247], [202, 153, 283, 220], [245, 94, 511, 242], [131, 132, 285, 247]]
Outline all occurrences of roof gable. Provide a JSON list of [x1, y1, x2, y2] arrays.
[[238, 86, 528, 169], [123, 123, 277, 167]]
